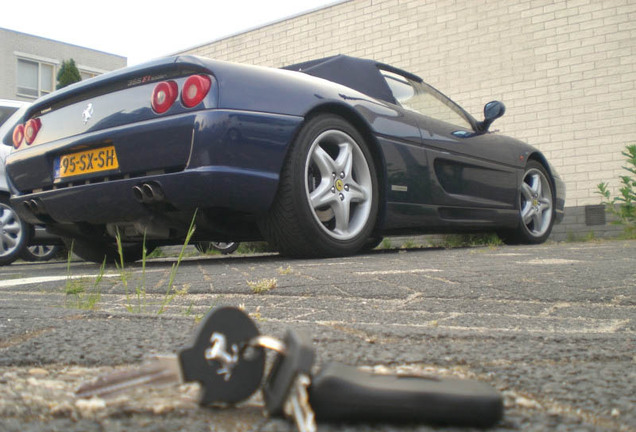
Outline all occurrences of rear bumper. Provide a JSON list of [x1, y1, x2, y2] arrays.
[[12, 167, 281, 225]]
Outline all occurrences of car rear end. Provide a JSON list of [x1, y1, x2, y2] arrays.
[[5, 56, 303, 244]]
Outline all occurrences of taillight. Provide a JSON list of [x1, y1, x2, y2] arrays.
[[181, 75, 211, 108], [24, 118, 41, 145], [12, 124, 25, 149], [151, 81, 178, 114]]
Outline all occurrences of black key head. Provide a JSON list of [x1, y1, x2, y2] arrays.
[[179, 306, 265, 405], [263, 328, 315, 417]]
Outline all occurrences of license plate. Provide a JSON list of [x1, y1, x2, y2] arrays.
[[54, 146, 119, 179]]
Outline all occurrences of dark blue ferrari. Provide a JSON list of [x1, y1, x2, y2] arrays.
[[4, 55, 564, 262]]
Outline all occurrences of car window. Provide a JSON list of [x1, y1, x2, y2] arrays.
[[0, 106, 19, 129], [381, 70, 473, 131]]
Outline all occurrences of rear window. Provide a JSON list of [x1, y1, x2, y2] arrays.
[[0, 106, 19, 128]]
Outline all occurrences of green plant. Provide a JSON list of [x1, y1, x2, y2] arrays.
[[64, 241, 105, 310], [597, 144, 636, 236], [157, 211, 198, 314], [379, 238, 393, 249], [439, 233, 502, 248], [114, 229, 134, 313], [247, 278, 277, 294]]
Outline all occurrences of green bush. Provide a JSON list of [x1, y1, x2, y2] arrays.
[[597, 144, 636, 236]]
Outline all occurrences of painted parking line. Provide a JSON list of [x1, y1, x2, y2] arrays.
[[0, 274, 120, 289], [354, 269, 442, 275]]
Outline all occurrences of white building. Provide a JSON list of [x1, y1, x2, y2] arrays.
[[180, 0, 635, 240], [0, 27, 126, 101]]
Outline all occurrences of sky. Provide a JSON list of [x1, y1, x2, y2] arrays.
[[0, 0, 341, 66]]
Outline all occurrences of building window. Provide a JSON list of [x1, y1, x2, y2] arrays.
[[17, 58, 55, 98], [80, 70, 98, 81]]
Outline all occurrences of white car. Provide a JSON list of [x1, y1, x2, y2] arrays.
[[1, 99, 62, 265]]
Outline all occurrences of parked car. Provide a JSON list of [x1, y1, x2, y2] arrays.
[[1, 100, 63, 265], [4, 55, 564, 263]]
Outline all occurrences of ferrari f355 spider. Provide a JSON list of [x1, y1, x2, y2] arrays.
[[4, 55, 564, 263]]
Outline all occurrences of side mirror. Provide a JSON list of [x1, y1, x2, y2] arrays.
[[478, 100, 505, 132]]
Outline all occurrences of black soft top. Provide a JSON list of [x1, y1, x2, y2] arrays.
[[283, 55, 422, 105]]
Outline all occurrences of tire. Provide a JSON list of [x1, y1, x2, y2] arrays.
[[361, 236, 384, 251], [260, 114, 379, 258], [63, 237, 151, 264], [500, 161, 555, 245], [0, 196, 30, 266], [20, 245, 61, 262], [196, 241, 239, 255]]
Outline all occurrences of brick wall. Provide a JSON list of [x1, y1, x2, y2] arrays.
[[182, 0, 636, 234]]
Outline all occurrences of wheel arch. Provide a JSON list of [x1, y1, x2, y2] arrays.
[[299, 103, 387, 233], [527, 152, 557, 200]]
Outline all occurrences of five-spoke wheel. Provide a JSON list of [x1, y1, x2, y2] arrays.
[[261, 114, 378, 257], [500, 160, 555, 244]]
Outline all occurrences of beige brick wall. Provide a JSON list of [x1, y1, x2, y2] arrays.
[[182, 0, 636, 209]]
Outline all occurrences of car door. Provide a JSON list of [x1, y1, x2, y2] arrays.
[[382, 71, 518, 212]]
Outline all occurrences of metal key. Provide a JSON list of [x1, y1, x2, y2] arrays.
[[262, 328, 316, 432], [76, 306, 266, 405]]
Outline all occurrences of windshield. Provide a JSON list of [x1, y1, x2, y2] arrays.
[[381, 70, 474, 130]]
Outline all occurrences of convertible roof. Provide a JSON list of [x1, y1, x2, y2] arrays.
[[282, 55, 422, 105]]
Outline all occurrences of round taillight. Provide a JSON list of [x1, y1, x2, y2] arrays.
[[12, 124, 25, 149], [181, 75, 211, 108], [151, 81, 178, 114], [24, 118, 41, 145]]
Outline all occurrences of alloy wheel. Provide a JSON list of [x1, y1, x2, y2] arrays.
[[304, 129, 373, 241], [0, 202, 25, 259], [520, 168, 553, 238]]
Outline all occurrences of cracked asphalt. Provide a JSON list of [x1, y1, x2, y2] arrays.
[[0, 240, 634, 432]]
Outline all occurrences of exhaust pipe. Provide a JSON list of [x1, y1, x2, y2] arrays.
[[132, 182, 165, 204], [23, 199, 46, 215]]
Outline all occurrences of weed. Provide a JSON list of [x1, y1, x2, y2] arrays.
[[277, 265, 293, 275], [400, 239, 418, 249], [379, 238, 392, 249], [237, 242, 272, 254], [439, 233, 502, 248], [247, 278, 277, 294], [597, 144, 636, 237], [147, 247, 166, 259], [64, 242, 105, 310], [157, 211, 198, 314]]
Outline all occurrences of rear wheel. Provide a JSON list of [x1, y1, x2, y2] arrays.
[[260, 114, 378, 257], [21, 245, 61, 262], [0, 196, 30, 266], [195, 241, 239, 255], [63, 237, 150, 264], [500, 161, 555, 245]]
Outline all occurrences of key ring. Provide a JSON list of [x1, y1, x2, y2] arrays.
[[243, 335, 287, 358]]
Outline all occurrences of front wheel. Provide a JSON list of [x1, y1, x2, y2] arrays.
[[500, 161, 555, 245], [260, 114, 379, 258]]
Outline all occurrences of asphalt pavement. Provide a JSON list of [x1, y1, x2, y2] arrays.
[[0, 240, 634, 432]]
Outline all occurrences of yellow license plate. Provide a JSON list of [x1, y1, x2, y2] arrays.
[[55, 146, 119, 179]]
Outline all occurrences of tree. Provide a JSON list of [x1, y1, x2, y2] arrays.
[[56, 59, 82, 90]]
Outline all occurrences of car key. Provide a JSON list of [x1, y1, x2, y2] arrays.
[[309, 362, 503, 428], [76, 306, 266, 405], [262, 328, 316, 432], [263, 328, 503, 429]]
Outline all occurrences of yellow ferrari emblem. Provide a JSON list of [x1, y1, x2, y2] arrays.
[[335, 179, 344, 192]]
